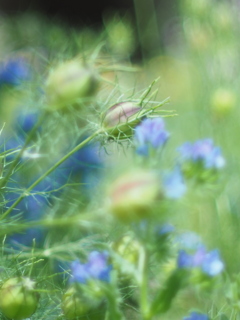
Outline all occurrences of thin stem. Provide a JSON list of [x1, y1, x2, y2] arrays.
[[105, 286, 124, 320], [0, 129, 102, 220], [138, 247, 151, 320], [0, 110, 47, 190]]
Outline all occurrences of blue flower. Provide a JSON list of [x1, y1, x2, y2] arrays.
[[4, 186, 48, 247], [63, 139, 103, 173], [183, 311, 209, 320], [175, 232, 202, 250], [177, 245, 224, 276], [157, 223, 175, 235], [134, 118, 169, 156], [178, 139, 225, 169], [163, 167, 186, 199], [16, 112, 40, 135], [70, 251, 112, 284], [0, 58, 30, 86], [201, 249, 225, 276]]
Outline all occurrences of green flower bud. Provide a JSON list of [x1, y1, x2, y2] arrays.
[[45, 59, 99, 110], [210, 88, 236, 118], [62, 286, 105, 320], [62, 286, 90, 319], [0, 277, 39, 320], [108, 170, 161, 222], [111, 235, 141, 266], [101, 101, 141, 138]]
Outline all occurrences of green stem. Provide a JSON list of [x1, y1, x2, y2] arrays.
[[0, 110, 47, 190], [105, 288, 124, 320], [0, 129, 102, 220], [139, 247, 151, 320]]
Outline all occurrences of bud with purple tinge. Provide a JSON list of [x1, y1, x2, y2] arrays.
[[108, 169, 161, 222], [102, 101, 141, 138]]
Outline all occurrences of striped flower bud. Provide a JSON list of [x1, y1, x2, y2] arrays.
[[45, 59, 99, 110], [108, 170, 161, 222], [102, 101, 141, 138], [0, 277, 39, 320]]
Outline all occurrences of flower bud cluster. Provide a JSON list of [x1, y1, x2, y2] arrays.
[[177, 138, 225, 182]]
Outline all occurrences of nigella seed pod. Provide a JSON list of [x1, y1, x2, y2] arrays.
[[108, 170, 161, 222], [45, 59, 99, 110], [102, 101, 142, 138], [0, 277, 39, 320]]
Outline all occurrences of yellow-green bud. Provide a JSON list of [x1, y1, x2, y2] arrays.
[[62, 286, 105, 320], [111, 235, 141, 266], [210, 88, 236, 118], [108, 170, 161, 222], [45, 60, 98, 110], [102, 101, 141, 138], [0, 277, 39, 320]]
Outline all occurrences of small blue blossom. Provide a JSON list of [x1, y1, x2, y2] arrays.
[[201, 249, 225, 276], [70, 251, 112, 284], [177, 245, 224, 276], [178, 139, 225, 169], [163, 167, 186, 199], [0, 58, 30, 86], [177, 250, 195, 268], [134, 118, 169, 156], [183, 311, 209, 320]]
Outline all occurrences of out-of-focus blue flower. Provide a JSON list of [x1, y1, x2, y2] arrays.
[[134, 117, 169, 156], [177, 245, 224, 276], [4, 183, 49, 247], [163, 167, 186, 199], [16, 112, 40, 135], [178, 139, 225, 169], [157, 223, 175, 235], [177, 250, 195, 268], [70, 251, 112, 284], [201, 249, 225, 277], [183, 311, 209, 320], [0, 58, 30, 86], [175, 232, 202, 250], [1, 135, 24, 161], [63, 139, 103, 173], [52, 138, 104, 195]]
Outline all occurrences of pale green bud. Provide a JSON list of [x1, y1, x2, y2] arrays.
[[0, 277, 39, 320], [210, 88, 236, 118], [62, 286, 105, 320], [45, 59, 98, 110], [111, 235, 141, 266]]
